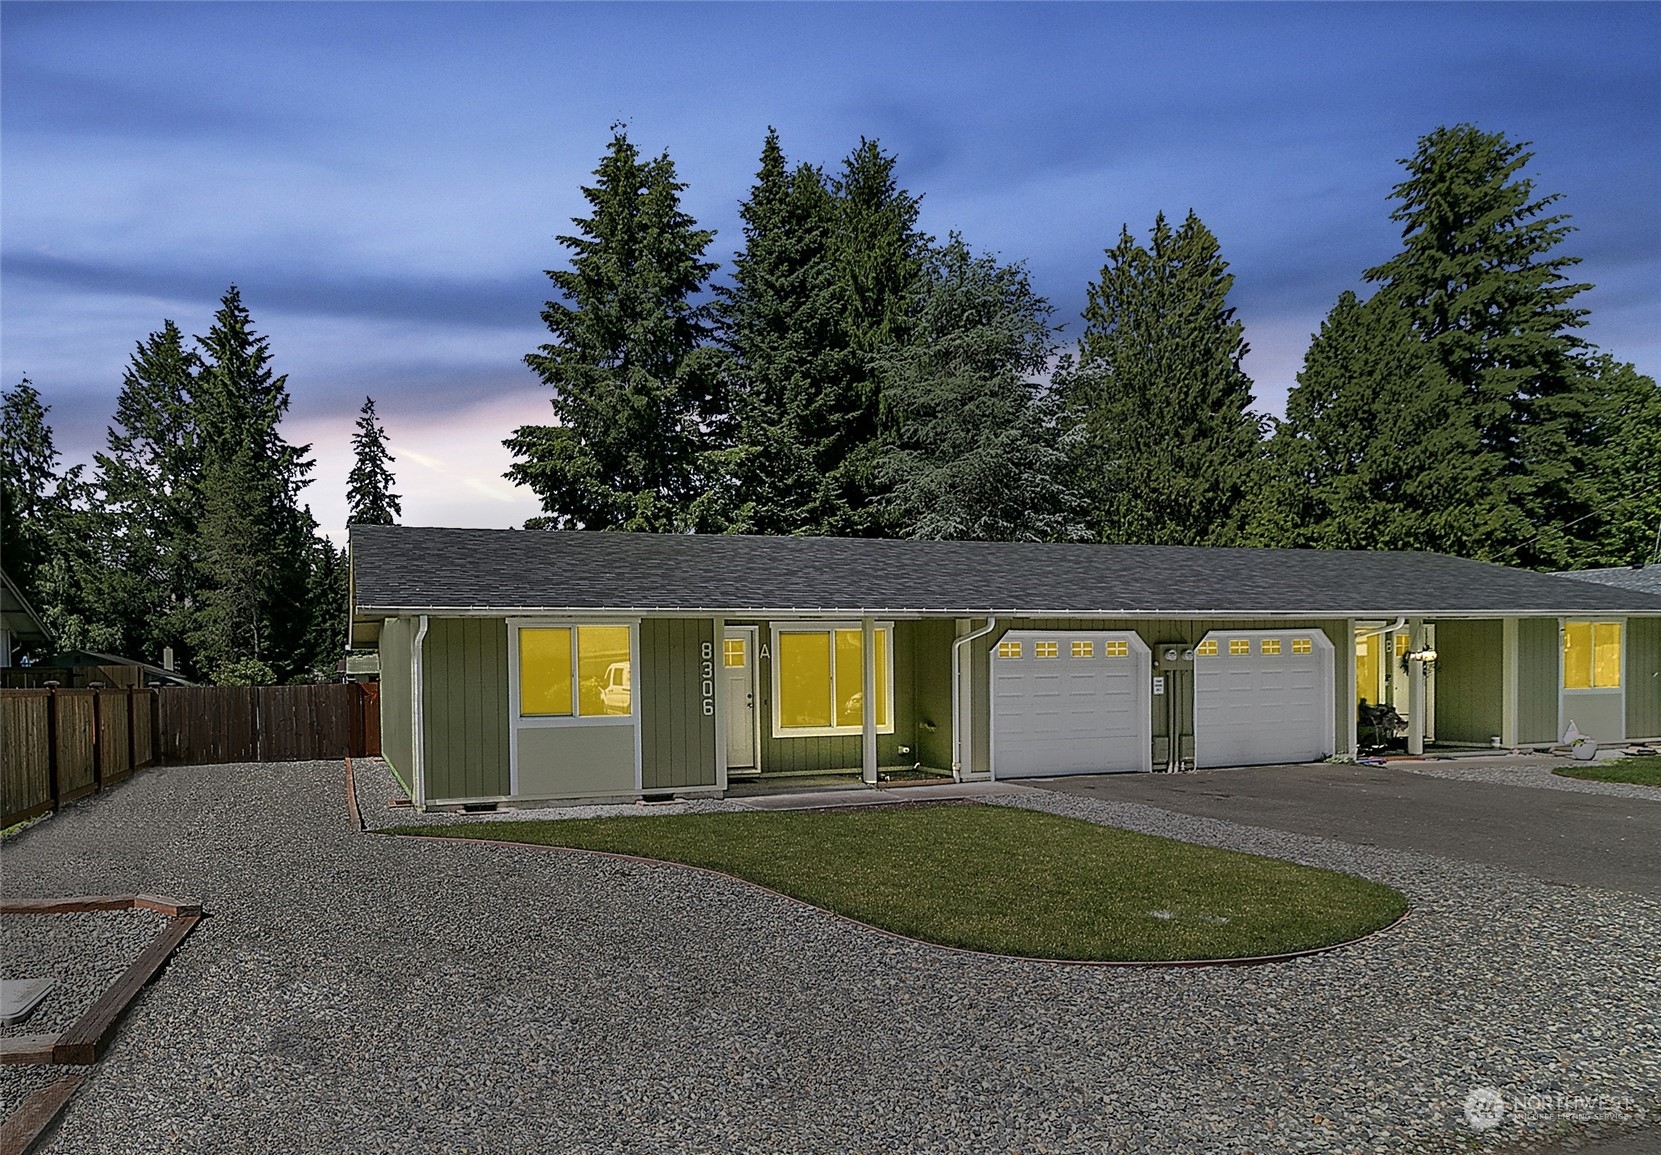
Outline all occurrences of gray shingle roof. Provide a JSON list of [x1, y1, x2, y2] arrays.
[[1556, 566, 1661, 597], [349, 526, 1661, 618]]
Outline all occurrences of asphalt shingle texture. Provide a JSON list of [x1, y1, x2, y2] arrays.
[[349, 526, 1661, 617], [2, 758, 1655, 1154]]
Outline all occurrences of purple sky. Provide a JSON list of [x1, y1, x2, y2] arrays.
[[5, 2, 1657, 542]]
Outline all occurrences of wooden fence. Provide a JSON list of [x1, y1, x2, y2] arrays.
[[2, 683, 380, 827]]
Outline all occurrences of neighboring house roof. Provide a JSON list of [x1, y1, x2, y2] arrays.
[[1, 568, 53, 649], [1555, 565, 1661, 598], [350, 526, 1661, 619], [44, 649, 194, 685]]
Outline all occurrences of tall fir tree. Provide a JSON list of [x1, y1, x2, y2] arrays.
[[507, 128, 720, 532], [875, 235, 1076, 541], [1566, 356, 1661, 567], [0, 377, 64, 602], [347, 396, 401, 525], [190, 286, 317, 681], [1058, 211, 1265, 546], [699, 129, 857, 534], [92, 321, 204, 667], [1264, 290, 1505, 554], [1363, 124, 1591, 566], [826, 137, 931, 535]]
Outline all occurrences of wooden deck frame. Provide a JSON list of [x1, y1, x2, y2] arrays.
[[0, 1073, 85, 1155], [0, 894, 202, 1067]]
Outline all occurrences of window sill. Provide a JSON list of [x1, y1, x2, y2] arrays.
[[775, 725, 897, 739]]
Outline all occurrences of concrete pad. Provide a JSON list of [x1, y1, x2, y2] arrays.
[[734, 780, 1037, 811]]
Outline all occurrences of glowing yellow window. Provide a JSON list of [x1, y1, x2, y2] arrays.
[[778, 627, 892, 732], [519, 628, 573, 716], [1196, 639, 1219, 656], [724, 638, 746, 668], [1564, 621, 1621, 690], [576, 626, 631, 716], [779, 631, 833, 727], [1229, 639, 1250, 656], [1394, 634, 1410, 658], [1071, 640, 1094, 658], [1104, 640, 1129, 657], [1035, 641, 1060, 658], [1261, 638, 1282, 655], [997, 641, 1022, 659], [1292, 638, 1313, 655]]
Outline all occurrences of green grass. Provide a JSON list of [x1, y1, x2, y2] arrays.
[[390, 804, 1407, 961], [1554, 760, 1661, 787]]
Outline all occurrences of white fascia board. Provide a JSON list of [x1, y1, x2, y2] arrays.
[[356, 604, 1661, 621]]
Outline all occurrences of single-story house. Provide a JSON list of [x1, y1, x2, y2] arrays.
[[349, 527, 1661, 810]]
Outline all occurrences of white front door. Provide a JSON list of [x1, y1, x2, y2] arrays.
[[724, 627, 758, 770]]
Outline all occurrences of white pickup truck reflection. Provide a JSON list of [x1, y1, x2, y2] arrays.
[[600, 662, 631, 712]]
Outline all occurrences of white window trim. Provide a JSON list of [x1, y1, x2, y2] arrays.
[[509, 618, 640, 728], [770, 621, 897, 739], [1559, 618, 1626, 694], [506, 617, 643, 800]]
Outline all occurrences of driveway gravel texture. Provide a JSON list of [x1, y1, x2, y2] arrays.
[[0, 757, 1654, 1155]]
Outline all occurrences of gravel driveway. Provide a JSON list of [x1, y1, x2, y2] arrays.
[[2, 757, 1656, 1154]]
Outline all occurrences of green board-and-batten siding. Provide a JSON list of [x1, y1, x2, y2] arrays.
[[639, 618, 718, 792], [1434, 619, 1504, 746], [421, 617, 511, 802], [1515, 617, 1560, 745], [377, 616, 414, 793], [1626, 616, 1661, 739]]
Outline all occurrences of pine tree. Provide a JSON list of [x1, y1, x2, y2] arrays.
[[347, 396, 401, 525], [699, 129, 856, 534], [1266, 290, 1504, 554], [827, 138, 931, 535], [190, 286, 316, 681], [0, 377, 63, 600], [92, 321, 204, 666], [1364, 124, 1592, 566], [1059, 211, 1265, 546], [875, 236, 1076, 541], [1566, 357, 1661, 567], [507, 129, 720, 532]]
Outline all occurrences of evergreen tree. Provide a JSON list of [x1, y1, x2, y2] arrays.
[[875, 236, 1076, 541], [1059, 211, 1265, 546], [92, 321, 204, 666], [507, 128, 720, 531], [347, 396, 401, 525], [699, 129, 856, 534], [1265, 290, 1503, 554], [189, 286, 316, 681], [1563, 356, 1661, 567], [826, 138, 931, 535], [1364, 124, 1592, 566], [0, 377, 64, 600]]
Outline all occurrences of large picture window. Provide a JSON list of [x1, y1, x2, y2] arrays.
[[1563, 621, 1621, 690], [773, 624, 893, 736], [518, 625, 633, 717]]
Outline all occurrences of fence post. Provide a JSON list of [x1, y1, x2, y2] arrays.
[[250, 685, 262, 762], [91, 689, 104, 792], [45, 684, 61, 813], [127, 686, 137, 776]]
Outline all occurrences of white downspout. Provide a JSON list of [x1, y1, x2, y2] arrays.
[[411, 614, 430, 809], [951, 617, 1000, 782]]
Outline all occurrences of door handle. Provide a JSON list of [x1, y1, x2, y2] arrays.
[[747, 693, 754, 708]]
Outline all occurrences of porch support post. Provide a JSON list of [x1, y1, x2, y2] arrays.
[[712, 618, 727, 794], [1343, 619, 1358, 757], [1407, 616, 1426, 756], [1501, 617, 1519, 749], [861, 616, 878, 786]]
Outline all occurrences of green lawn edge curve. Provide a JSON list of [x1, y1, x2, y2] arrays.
[[1554, 761, 1661, 787], [391, 804, 1407, 962]]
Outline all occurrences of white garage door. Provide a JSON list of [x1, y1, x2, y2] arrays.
[[1194, 630, 1335, 768], [992, 631, 1151, 778]]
